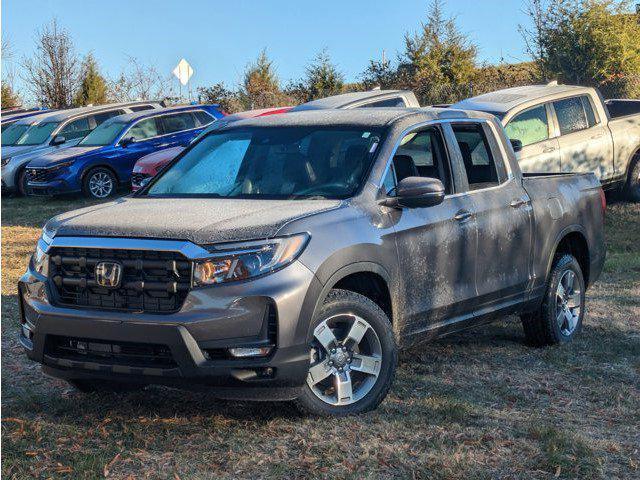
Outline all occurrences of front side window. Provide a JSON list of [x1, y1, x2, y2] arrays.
[[194, 110, 215, 126], [452, 123, 500, 190], [16, 122, 60, 145], [79, 121, 127, 146], [146, 127, 382, 199], [387, 128, 452, 193], [1, 123, 30, 145], [128, 118, 159, 141], [93, 110, 126, 126], [554, 97, 589, 135], [505, 105, 549, 147], [60, 117, 92, 140], [161, 112, 196, 134]]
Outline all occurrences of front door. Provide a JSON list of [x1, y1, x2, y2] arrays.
[[385, 126, 478, 335]]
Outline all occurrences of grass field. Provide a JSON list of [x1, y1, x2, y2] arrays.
[[1, 195, 639, 479]]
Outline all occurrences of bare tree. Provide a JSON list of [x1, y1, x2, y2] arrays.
[[109, 56, 174, 102], [21, 19, 79, 108]]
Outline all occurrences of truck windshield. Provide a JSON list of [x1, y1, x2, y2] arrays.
[[16, 122, 60, 145], [79, 121, 126, 146], [1, 123, 30, 146], [146, 126, 382, 199]]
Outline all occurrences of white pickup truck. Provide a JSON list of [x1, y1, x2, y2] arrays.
[[452, 84, 640, 201]]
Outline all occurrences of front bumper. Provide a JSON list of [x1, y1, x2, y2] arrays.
[[27, 179, 79, 196], [19, 245, 321, 399]]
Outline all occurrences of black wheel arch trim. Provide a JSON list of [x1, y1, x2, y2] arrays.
[[544, 224, 591, 287], [81, 164, 121, 185]]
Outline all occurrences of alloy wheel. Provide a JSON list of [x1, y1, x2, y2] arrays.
[[555, 270, 582, 336], [89, 171, 114, 198], [306, 313, 382, 406]]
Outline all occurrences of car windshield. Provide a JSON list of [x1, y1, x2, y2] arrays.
[[15, 122, 60, 145], [79, 121, 126, 146], [1, 123, 30, 146], [146, 126, 382, 199]]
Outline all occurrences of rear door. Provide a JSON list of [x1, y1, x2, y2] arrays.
[[553, 95, 614, 180], [505, 104, 561, 172], [450, 121, 533, 312], [158, 112, 200, 148], [385, 126, 478, 335]]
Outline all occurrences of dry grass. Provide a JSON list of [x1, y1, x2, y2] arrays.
[[1, 195, 638, 479]]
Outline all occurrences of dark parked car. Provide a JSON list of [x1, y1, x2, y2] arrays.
[[20, 108, 605, 415], [24, 105, 224, 198]]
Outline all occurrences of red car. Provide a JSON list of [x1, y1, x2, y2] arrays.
[[131, 106, 292, 190]]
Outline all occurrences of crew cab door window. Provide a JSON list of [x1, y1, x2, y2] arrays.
[[127, 118, 159, 141], [553, 97, 589, 135], [60, 117, 91, 140], [452, 124, 500, 190], [505, 105, 549, 147]]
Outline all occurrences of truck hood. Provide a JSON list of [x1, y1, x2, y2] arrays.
[[45, 196, 343, 245], [27, 146, 102, 167]]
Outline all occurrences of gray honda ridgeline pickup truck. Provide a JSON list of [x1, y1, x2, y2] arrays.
[[20, 108, 606, 416]]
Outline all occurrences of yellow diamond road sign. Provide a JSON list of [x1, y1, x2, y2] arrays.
[[172, 59, 194, 86]]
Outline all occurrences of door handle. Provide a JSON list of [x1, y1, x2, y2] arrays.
[[542, 146, 556, 153], [590, 133, 604, 140], [454, 210, 473, 222], [510, 198, 529, 208]]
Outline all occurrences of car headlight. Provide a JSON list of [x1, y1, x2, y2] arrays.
[[1, 157, 11, 167], [31, 239, 50, 277], [192, 234, 309, 286]]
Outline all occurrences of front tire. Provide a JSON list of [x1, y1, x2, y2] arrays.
[[16, 168, 28, 196], [521, 254, 585, 347], [82, 167, 117, 199], [624, 155, 640, 202], [295, 289, 397, 416]]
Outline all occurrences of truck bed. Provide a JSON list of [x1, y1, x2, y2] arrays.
[[605, 99, 640, 119]]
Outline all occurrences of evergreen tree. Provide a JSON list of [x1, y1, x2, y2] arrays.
[[1, 83, 20, 109], [240, 49, 283, 109], [301, 49, 344, 101], [74, 53, 108, 106]]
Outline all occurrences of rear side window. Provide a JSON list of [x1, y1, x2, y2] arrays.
[[161, 113, 197, 134], [194, 110, 215, 126], [128, 118, 159, 141], [92, 110, 126, 126], [553, 97, 589, 135], [130, 105, 155, 112], [452, 123, 500, 190], [358, 97, 406, 108], [505, 105, 549, 147], [60, 117, 91, 140]]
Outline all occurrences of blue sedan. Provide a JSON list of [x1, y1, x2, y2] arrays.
[[25, 105, 224, 198]]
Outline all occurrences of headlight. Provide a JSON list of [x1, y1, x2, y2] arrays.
[[31, 240, 49, 276], [193, 233, 309, 286], [1, 157, 11, 167]]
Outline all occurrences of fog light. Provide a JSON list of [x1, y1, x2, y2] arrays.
[[228, 346, 273, 358]]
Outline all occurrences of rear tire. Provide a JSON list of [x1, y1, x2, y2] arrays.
[[82, 167, 117, 199], [624, 155, 640, 202], [521, 254, 585, 347], [69, 379, 145, 393], [294, 289, 397, 416]]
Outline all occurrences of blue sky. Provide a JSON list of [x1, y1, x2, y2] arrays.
[[3, 0, 534, 98]]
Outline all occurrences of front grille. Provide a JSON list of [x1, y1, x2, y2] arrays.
[[45, 335, 177, 368], [27, 167, 59, 183], [48, 247, 192, 313], [131, 173, 149, 187]]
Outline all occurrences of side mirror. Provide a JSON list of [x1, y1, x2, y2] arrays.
[[51, 135, 66, 146], [381, 177, 445, 209], [510, 138, 523, 153], [120, 136, 135, 147]]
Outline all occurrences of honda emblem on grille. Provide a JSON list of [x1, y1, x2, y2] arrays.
[[95, 261, 123, 288]]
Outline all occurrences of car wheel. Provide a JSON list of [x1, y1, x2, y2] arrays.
[[624, 155, 640, 202], [521, 254, 585, 347], [69, 379, 145, 393], [82, 168, 116, 199], [16, 168, 28, 196], [295, 289, 397, 416]]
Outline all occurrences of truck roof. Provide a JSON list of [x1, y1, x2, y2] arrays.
[[451, 84, 593, 114], [221, 107, 495, 129]]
